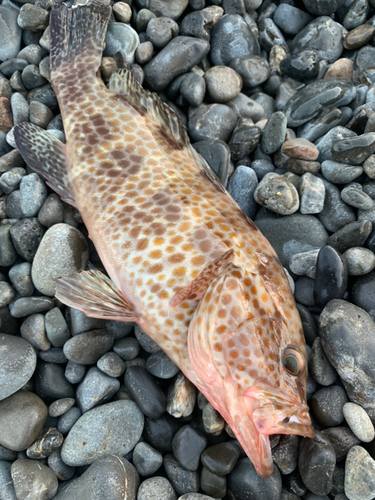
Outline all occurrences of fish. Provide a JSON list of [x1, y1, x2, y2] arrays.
[[14, 0, 314, 478]]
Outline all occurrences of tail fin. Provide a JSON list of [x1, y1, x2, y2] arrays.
[[49, 0, 111, 79]]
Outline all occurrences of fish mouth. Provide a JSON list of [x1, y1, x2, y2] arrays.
[[245, 385, 315, 438]]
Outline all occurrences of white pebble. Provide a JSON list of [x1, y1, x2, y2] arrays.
[[343, 402, 375, 443]]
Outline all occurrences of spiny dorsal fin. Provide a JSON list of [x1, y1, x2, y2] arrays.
[[108, 68, 227, 193], [13, 122, 76, 207]]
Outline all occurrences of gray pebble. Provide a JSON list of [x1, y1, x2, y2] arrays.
[[364, 155, 375, 179], [0, 4, 22, 61], [0, 390, 47, 451], [343, 403, 375, 443], [17, 45, 42, 66], [61, 400, 143, 466], [164, 454, 200, 497], [11, 459, 58, 500], [230, 55, 270, 89], [204, 66, 242, 103], [64, 329, 114, 365], [309, 337, 338, 386], [8, 262, 33, 297], [298, 172, 325, 214], [341, 185, 374, 210], [20, 313, 50, 351], [104, 22, 139, 65], [39, 347, 68, 364], [317, 126, 357, 163], [345, 446, 375, 500], [138, 476, 177, 500], [146, 350, 179, 379], [10, 296, 54, 318], [227, 165, 258, 219], [321, 426, 360, 463], [133, 442, 163, 477], [321, 160, 363, 184], [31, 223, 88, 296], [180, 73, 206, 107], [19, 173, 47, 217], [76, 366, 120, 413], [47, 449, 75, 481], [289, 249, 320, 279], [97, 352, 125, 378], [0, 459, 17, 500], [134, 324, 161, 353], [310, 385, 348, 427], [202, 403, 225, 435], [70, 308, 105, 336], [29, 100, 54, 128], [189, 103, 237, 143], [10, 92, 28, 125], [254, 173, 300, 215], [112, 2, 132, 23], [113, 336, 140, 361], [261, 111, 287, 155], [342, 247, 375, 276], [273, 4, 313, 35], [146, 17, 179, 48], [0, 281, 15, 307], [135, 41, 154, 65], [57, 406, 81, 435], [17, 4, 49, 30], [0, 226, 17, 266], [136, 8, 156, 32], [21, 64, 46, 89], [64, 360, 86, 385], [105, 320, 134, 339], [26, 426, 63, 459], [9, 217, 45, 262], [193, 139, 231, 187], [227, 93, 264, 122], [318, 181, 356, 233], [6, 190, 23, 219], [49, 398, 75, 418], [45, 307, 70, 348], [0, 168, 26, 194]]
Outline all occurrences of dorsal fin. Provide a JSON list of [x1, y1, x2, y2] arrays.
[[108, 68, 226, 193]]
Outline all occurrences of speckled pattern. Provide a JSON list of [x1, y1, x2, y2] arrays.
[[14, 0, 314, 478]]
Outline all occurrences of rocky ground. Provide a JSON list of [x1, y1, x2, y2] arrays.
[[1, 0, 375, 499]]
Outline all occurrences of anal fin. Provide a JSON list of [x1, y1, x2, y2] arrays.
[[170, 248, 235, 307], [55, 269, 138, 322], [13, 122, 76, 207]]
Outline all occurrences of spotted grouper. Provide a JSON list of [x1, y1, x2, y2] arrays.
[[14, 0, 314, 477]]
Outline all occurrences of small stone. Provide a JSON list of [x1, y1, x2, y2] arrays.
[[17, 4, 49, 30], [298, 173, 325, 214], [229, 56, 270, 89], [310, 385, 348, 427], [282, 138, 319, 161], [227, 93, 264, 122], [124, 365, 166, 418], [261, 111, 287, 155], [45, 307, 70, 348], [343, 403, 375, 443], [61, 400, 143, 466], [273, 4, 313, 35], [146, 350, 179, 379], [10, 93, 29, 126], [10, 296, 54, 318], [344, 24, 375, 50], [228, 458, 282, 500], [0, 390, 47, 451], [137, 477, 177, 500], [289, 249, 320, 279], [0, 281, 15, 307], [309, 337, 338, 386], [0, 226, 17, 267], [8, 262, 33, 297], [113, 2, 132, 23], [164, 454, 200, 496], [342, 247, 375, 276], [57, 406, 81, 435], [0, 98, 13, 133], [35, 362, 74, 401], [9, 217, 45, 262], [167, 372, 196, 418], [97, 352, 126, 378], [134, 324, 161, 353], [189, 103, 237, 143], [133, 442, 163, 477], [202, 403, 225, 435], [254, 172, 299, 215], [113, 336, 140, 361], [345, 446, 375, 500], [322, 426, 361, 463], [63, 329, 114, 365], [172, 425, 207, 471], [49, 398, 75, 418], [103, 23, 139, 65], [146, 17, 179, 49], [201, 467, 226, 498], [11, 459, 58, 500], [20, 313, 50, 351], [328, 220, 372, 254], [272, 435, 299, 475], [318, 181, 356, 233], [227, 165, 258, 219], [324, 59, 354, 80], [0, 167, 26, 194], [341, 185, 374, 210], [76, 367, 120, 413], [29, 100, 53, 128], [47, 449, 75, 481], [321, 160, 363, 184], [26, 427, 63, 459], [332, 133, 375, 166], [201, 442, 240, 477], [204, 66, 242, 103]]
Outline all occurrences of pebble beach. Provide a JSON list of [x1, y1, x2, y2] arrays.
[[1, 0, 375, 499]]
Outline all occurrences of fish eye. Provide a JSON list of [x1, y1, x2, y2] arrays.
[[283, 347, 305, 376]]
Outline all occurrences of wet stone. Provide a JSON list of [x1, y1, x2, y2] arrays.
[[298, 173, 325, 214], [76, 367, 120, 413], [272, 435, 299, 475], [193, 139, 231, 187], [26, 427, 63, 459], [180, 73, 206, 108], [227, 165, 258, 219], [189, 103, 237, 143], [104, 23, 139, 64], [302, 0, 345, 15], [201, 441, 240, 477], [254, 173, 299, 215], [321, 160, 363, 184], [258, 17, 288, 54], [343, 403, 375, 443], [64, 329, 114, 365], [137, 477, 177, 500], [289, 249, 320, 279], [164, 454, 200, 496], [227, 93, 265, 122], [124, 365, 166, 418], [319, 300, 375, 410], [298, 107, 349, 143], [229, 56, 270, 89], [331, 132, 375, 165], [344, 24, 375, 49], [328, 220, 373, 254], [0, 4, 22, 61], [345, 446, 375, 500], [318, 181, 356, 233], [97, 352, 125, 378], [364, 155, 375, 178], [282, 139, 319, 161], [353, 46, 375, 86], [280, 50, 319, 81], [179, 7, 223, 41], [113, 336, 140, 361], [35, 362, 74, 402], [133, 442, 163, 477], [284, 78, 355, 127], [342, 247, 375, 276], [310, 385, 348, 427], [261, 111, 287, 155], [309, 337, 338, 386], [325, 57, 354, 80], [298, 431, 336, 495], [317, 127, 357, 163], [287, 159, 320, 176], [146, 350, 179, 379], [343, 0, 369, 30], [167, 372, 196, 418], [201, 467, 226, 498], [229, 121, 261, 161], [228, 458, 282, 500], [273, 4, 313, 35], [9, 217, 45, 262], [321, 426, 361, 462], [202, 403, 225, 435], [146, 17, 179, 49], [143, 413, 181, 454], [172, 425, 207, 471], [29, 100, 54, 129], [10, 296, 54, 318], [11, 459, 58, 500], [39, 347, 68, 364], [136, 8, 156, 32], [294, 276, 315, 307], [0, 390, 47, 451], [0, 167, 26, 194], [314, 246, 347, 307], [341, 185, 374, 210]]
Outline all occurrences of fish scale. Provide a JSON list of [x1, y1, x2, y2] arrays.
[[14, 0, 314, 478]]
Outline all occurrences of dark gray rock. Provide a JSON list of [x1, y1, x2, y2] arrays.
[[133, 442, 163, 476], [229, 56, 270, 89], [146, 350, 179, 379], [124, 365, 166, 418], [321, 426, 361, 462], [318, 181, 356, 233], [310, 385, 348, 427], [9, 218, 45, 262], [189, 104, 237, 143], [63, 329, 114, 365], [35, 362, 74, 401], [137, 477, 177, 500], [227, 165, 258, 219], [164, 454, 200, 496], [261, 111, 287, 155], [172, 425, 207, 471], [228, 458, 282, 500], [314, 246, 347, 307], [273, 4, 313, 35], [76, 367, 120, 413], [11, 459, 58, 500]]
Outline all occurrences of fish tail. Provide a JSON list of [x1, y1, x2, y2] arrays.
[[49, 0, 111, 80]]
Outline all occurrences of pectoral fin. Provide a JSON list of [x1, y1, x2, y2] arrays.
[[55, 269, 137, 322], [170, 248, 235, 307]]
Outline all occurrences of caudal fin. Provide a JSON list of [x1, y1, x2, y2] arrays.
[[49, 0, 111, 79]]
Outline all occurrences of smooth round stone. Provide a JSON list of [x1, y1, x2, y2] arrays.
[[310, 385, 348, 427], [180, 73, 205, 108], [302, 0, 345, 14], [31, 223, 88, 296], [48, 449, 75, 481], [328, 220, 372, 254], [179, 6, 223, 41], [29, 101, 54, 129], [10, 297, 54, 319], [138, 476, 176, 500], [113, 336, 140, 361], [20, 313, 50, 351], [57, 406, 81, 435], [228, 458, 282, 500], [0, 390, 47, 451], [317, 127, 357, 163], [166, 372, 196, 419], [45, 307, 70, 348], [254, 173, 299, 215], [309, 337, 338, 386], [70, 309, 105, 336], [189, 103, 237, 143], [229, 56, 270, 89], [227, 93, 264, 122], [21, 64, 46, 90], [202, 403, 225, 435], [0, 4, 21, 61], [229, 120, 261, 161], [136, 0, 188, 19], [282, 139, 319, 161], [318, 181, 356, 233], [201, 467, 226, 498], [314, 246, 347, 307], [53, 455, 139, 500], [343, 0, 369, 30], [345, 446, 375, 500], [193, 139, 231, 187], [344, 24, 375, 49], [17, 4, 49, 30], [210, 14, 259, 67], [0, 459, 17, 500], [324, 58, 354, 80], [35, 362, 74, 401], [144, 36, 209, 92], [285, 78, 355, 127], [364, 155, 375, 179], [201, 442, 240, 477], [146, 17, 179, 49], [9, 217, 45, 262], [342, 247, 375, 276], [289, 249, 319, 278], [319, 300, 375, 410], [76, 367, 120, 413], [289, 17, 344, 64], [0, 168, 26, 194], [322, 426, 361, 462], [261, 111, 287, 155], [343, 403, 375, 443], [227, 165, 258, 219], [258, 17, 288, 53], [143, 413, 181, 453], [146, 350, 179, 379], [299, 431, 336, 495], [271, 435, 299, 475], [0, 226, 17, 267], [0, 334, 36, 402], [164, 454, 200, 496], [298, 172, 325, 214], [49, 398, 75, 418], [255, 213, 328, 269], [39, 347, 67, 364], [321, 160, 363, 184], [63, 329, 113, 365], [331, 133, 375, 166], [273, 4, 313, 35], [133, 442, 163, 477], [298, 107, 348, 143], [172, 425, 207, 472], [135, 8, 156, 32], [204, 66, 242, 103], [64, 360, 85, 385], [341, 186, 374, 210], [11, 459, 57, 500], [294, 276, 315, 307], [26, 427, 63, 459], [61, 400, 143, 466], [353, 46, 375, 86], [280, 50, 319, 81], [5, 190, 23, 220], [97, 352, 125, 378], [8, 262, 33, 297], [124, 365, 166, 418], [103, 22, 139, 64]]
